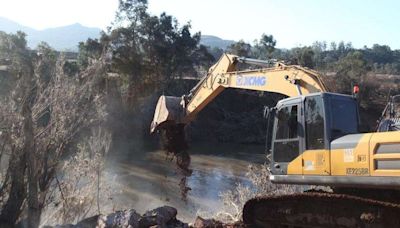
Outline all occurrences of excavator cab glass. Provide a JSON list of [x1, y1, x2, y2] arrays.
[[270, 98, 302, 174], [304, 95, 325, 150], [269, 93, 360, 176], [329, 95, 359, 140], [264, 107, 275, 158]]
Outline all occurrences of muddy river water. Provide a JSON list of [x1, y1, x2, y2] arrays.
[[106, 141, 265, 222]]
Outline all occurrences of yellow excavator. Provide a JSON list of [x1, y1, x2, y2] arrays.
[[151, 53, 400, 227]]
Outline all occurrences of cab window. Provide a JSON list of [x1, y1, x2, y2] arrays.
[[330, 97, 359, 140], [274, 105, 299, 162], [276, 105, 298, 139], [305, 96, 325, 150]]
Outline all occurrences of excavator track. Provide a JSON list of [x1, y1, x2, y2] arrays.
[[243, 192, 400, 228]]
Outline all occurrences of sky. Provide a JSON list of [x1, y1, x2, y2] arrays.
[[0, 0, 399, 49]]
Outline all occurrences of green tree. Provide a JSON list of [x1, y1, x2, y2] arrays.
[[291, 47, 315, 68], [206, 46, 222, 61], [35, 42, 57, 85], [227, 40, 252, 57], [253, 34, 276, 59], [335, 51, 367, 92], [77, 38, 103, 69], [311, 41, 327, 69], [98, 0, 213, 108], [364, 44, 393, 64]]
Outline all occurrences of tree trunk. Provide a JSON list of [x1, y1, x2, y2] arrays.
[[25, 103, 40, 228], [0, 65, 42, 227], [0, 83, 34, 226], [0, 152, 27, 227], [25, 67, 41, 227]]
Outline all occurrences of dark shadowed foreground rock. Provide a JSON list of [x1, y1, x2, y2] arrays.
[[193, 216, 224, 228], [45, 206, 188, 228], [192, 216, 245, 228], [139, 206, 184, 227], [97, 209, 141, 227], [45, 206, 244, 228]]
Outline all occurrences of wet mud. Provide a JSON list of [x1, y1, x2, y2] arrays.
[[106, 136, 265, 222]]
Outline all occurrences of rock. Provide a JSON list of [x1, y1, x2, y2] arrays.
[[51, 225, 75, 228], [167, 219, 189, 228], [98, 209, 141, 227], [75, 215, 101, 228], [193, 216, 223, 228], [45, 206, 192, 228], [127, 209, 142, 227], [139, 206, 178, 227], [49, 216, 100, 228]]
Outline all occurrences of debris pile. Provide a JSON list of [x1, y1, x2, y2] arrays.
[[45, 206, 185, 228], [44, 206, 244, 228]]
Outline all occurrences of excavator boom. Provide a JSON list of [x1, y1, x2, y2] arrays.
[[151, 53, 327, 133]]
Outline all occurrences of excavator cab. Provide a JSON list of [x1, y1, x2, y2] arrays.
[[268, 92, 360, 177]]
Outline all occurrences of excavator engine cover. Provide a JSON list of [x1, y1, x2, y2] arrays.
[[150, 95, 185, 133]]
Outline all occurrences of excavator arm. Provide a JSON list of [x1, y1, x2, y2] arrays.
[[150, 53, 327, 133]]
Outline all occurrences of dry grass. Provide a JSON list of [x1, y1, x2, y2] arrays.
[[214, 164, 304, 223], [40, 128, 114, 226]]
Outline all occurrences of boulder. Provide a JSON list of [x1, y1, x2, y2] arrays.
[[45, 206, 195, 228], [98, 209, 141, 227], [193, 216, 224, 228], [139, 206, 178, 227]]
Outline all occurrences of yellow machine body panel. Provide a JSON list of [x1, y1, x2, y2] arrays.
[[330, 134, 371, 176], [288, 150, 331, 175], [370, 131, 400, 176], [287, 154, 303, 175], [302, 149, 331, 175], [286, 131, 400, 179]]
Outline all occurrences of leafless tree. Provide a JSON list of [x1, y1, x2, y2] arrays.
[[40, 128, 112, 226], [0, 32, 110, 227]]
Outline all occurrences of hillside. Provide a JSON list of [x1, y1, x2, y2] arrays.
[[200, 35, 235, 49], [0, 17, 101, 51], [0, 17, 235, 51]]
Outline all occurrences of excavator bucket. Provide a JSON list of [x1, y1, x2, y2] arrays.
[[150, 95, 185, 133]]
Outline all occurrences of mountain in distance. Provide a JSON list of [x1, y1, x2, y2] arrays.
[[200, 35, 235, 50], [0, 17, 101, 51], [0, 17, 235, 51], [0, 17, 36, 34]]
